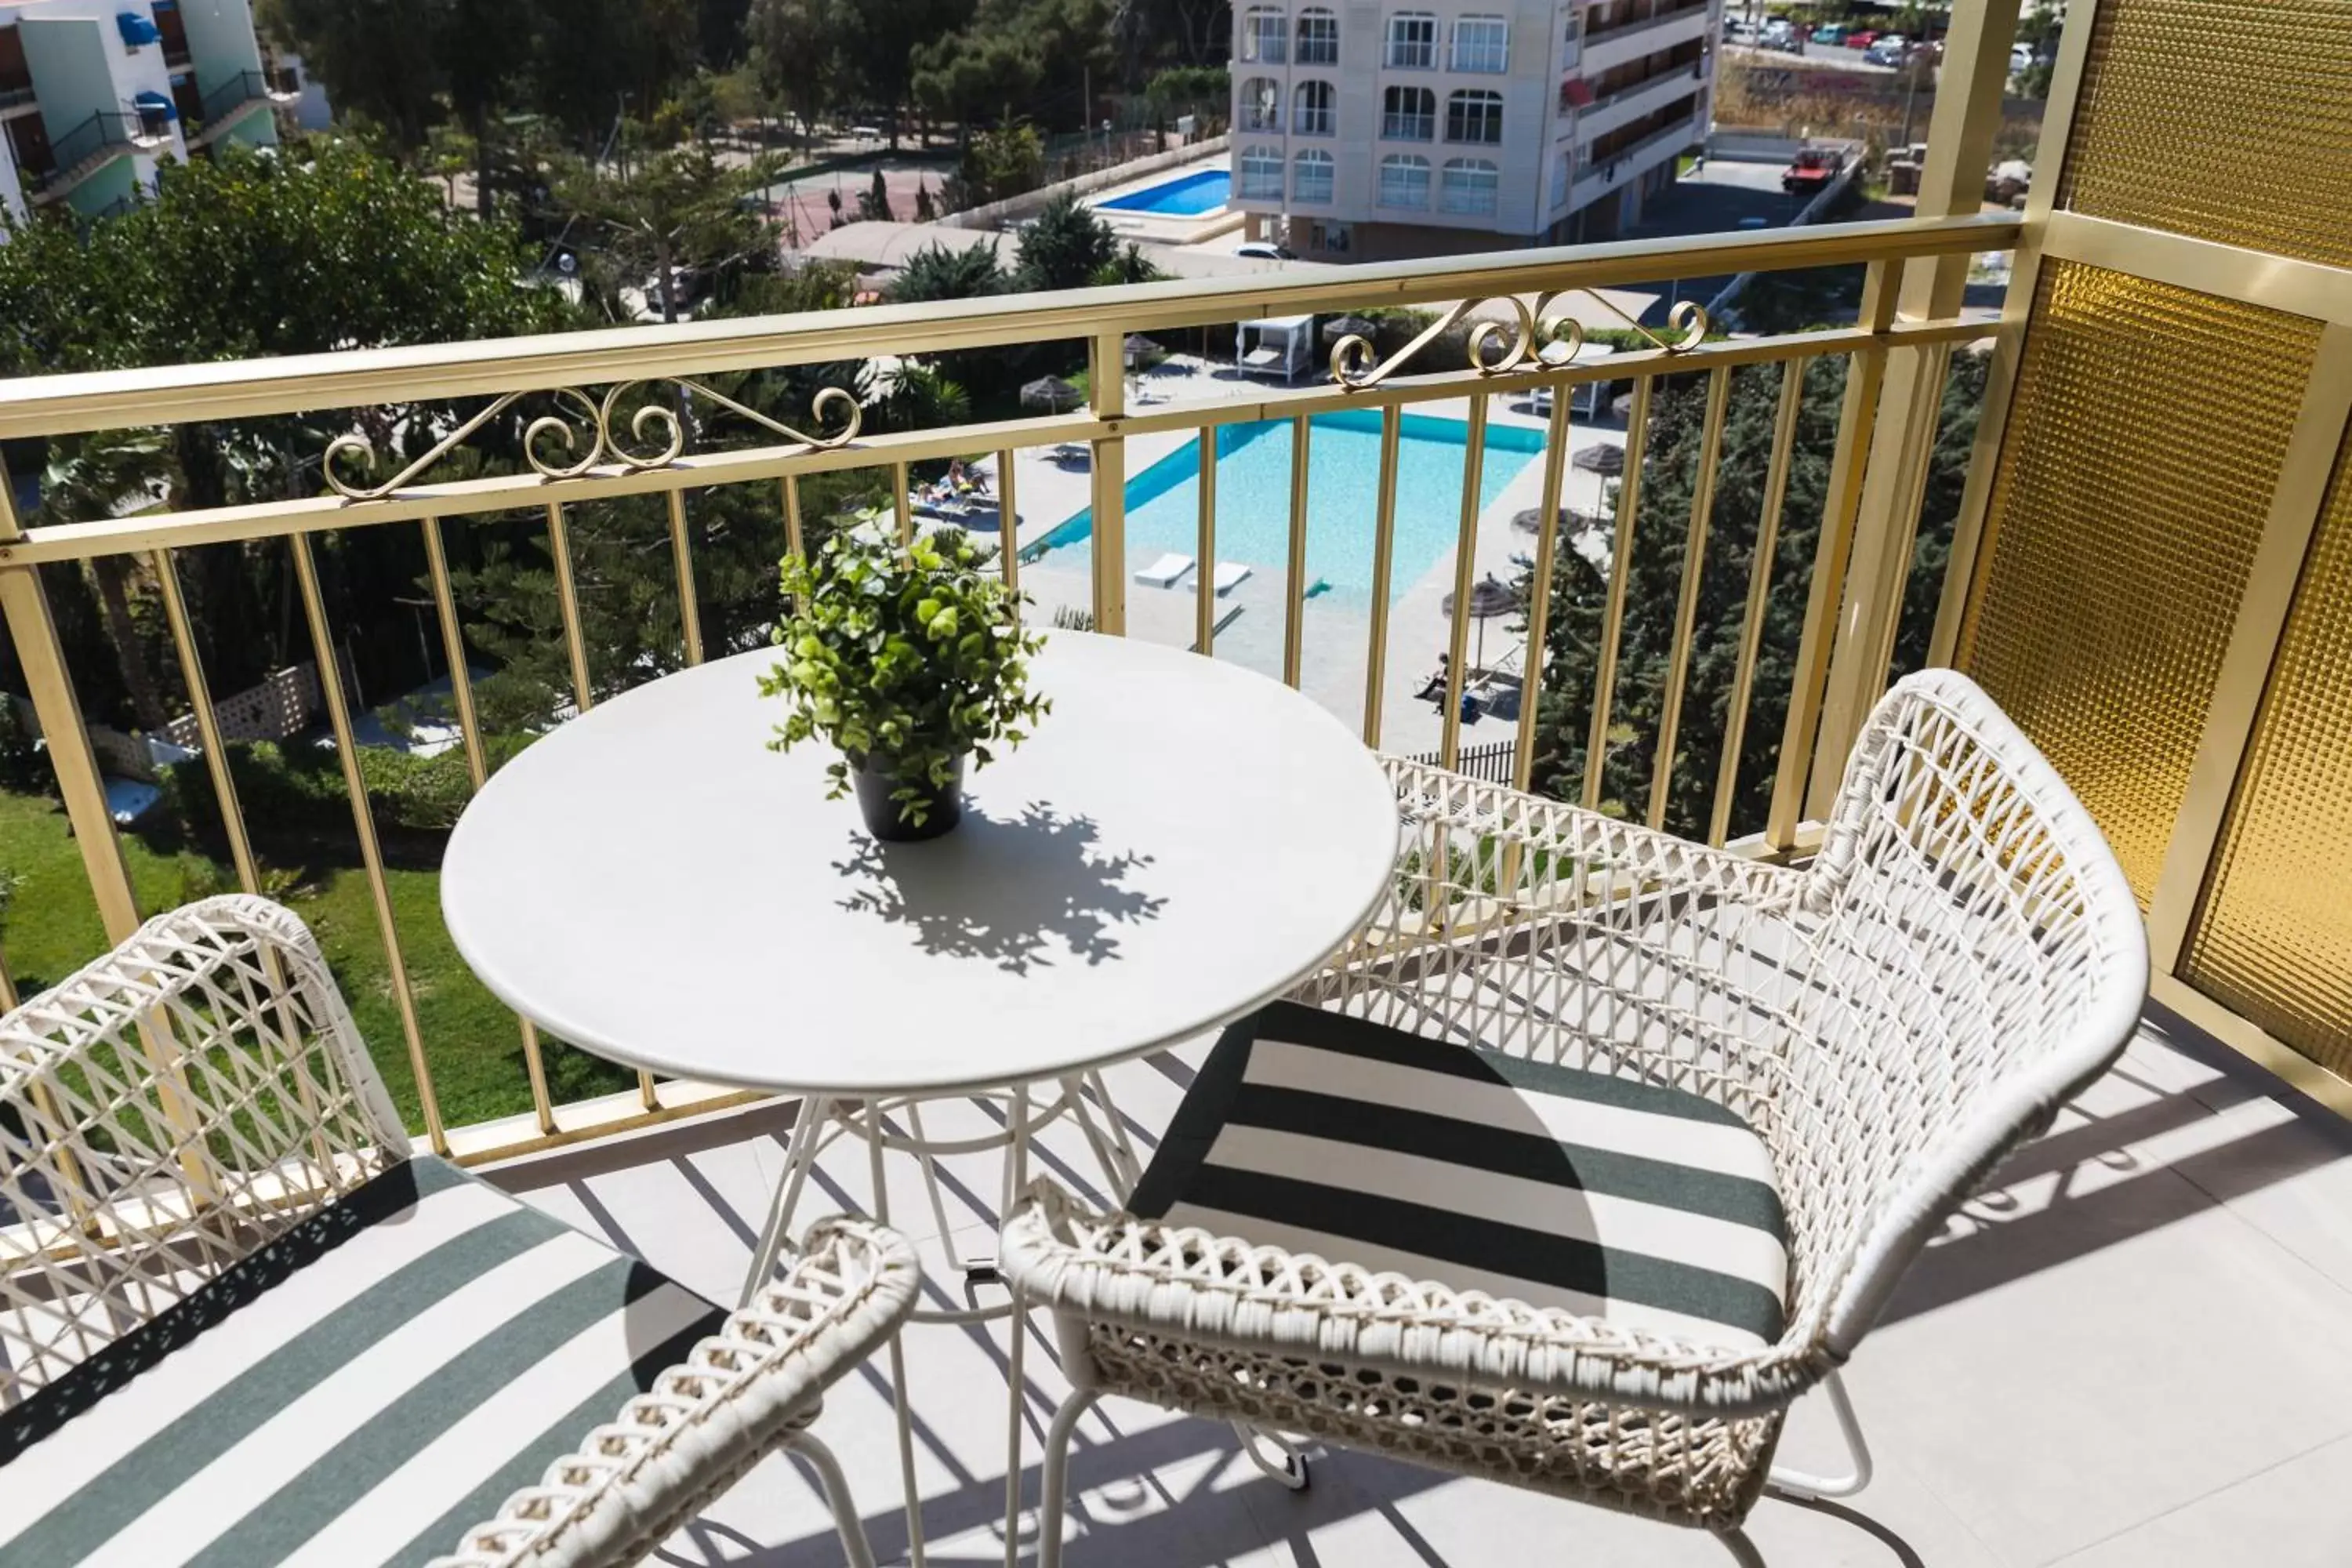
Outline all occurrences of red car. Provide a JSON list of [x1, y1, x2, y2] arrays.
[[1781, 147, 1843, 195], [1844, 28, 1878, 48]]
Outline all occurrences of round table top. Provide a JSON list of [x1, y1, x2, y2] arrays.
[[441, 631, 1401, 1096]]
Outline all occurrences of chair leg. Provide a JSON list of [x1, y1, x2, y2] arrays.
[[1037, 1388, 1101, 1568], [1713, 1525, 1767, 1567], [786, 1432, 880, 1568], [1232, 1422, 1310, 1490], [1766, 1370, 1873, 1501]]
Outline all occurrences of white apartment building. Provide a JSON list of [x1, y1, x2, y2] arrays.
[[0, 0, 289, 224], [1230, 0, 1717, 260]]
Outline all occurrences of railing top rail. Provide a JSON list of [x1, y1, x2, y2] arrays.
[[0, 210, 2019, 440]]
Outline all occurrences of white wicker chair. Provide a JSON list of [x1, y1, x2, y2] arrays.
[[1001, 670, 2149, 1561], [0, 895, 920, 1568]]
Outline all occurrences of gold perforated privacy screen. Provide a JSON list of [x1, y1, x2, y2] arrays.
[[2183, 448, 2352, 1078], [1958, 260, 2321, 905], [2060, 0, 2352, 267]]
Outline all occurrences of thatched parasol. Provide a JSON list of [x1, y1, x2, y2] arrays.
[[1573, 442, 1627, 475], [1441, 574, 1522, 668], [1021, 376, 1083, 412]]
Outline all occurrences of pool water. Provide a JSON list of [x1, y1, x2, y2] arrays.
[[1028, 410, 1546, 605], [1097, 169, 1232, 217]]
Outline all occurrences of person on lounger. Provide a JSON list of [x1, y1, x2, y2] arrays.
[[1415, 655, 1450, 703]]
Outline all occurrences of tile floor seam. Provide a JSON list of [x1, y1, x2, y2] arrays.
[[2031, 1429, 2352, 1568]]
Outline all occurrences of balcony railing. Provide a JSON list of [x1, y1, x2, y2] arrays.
[[24, 111, 143, 198], [0, 212, 2020, 1164], [1584, 0, 1711, 50], [191, 69, 278, 138], [1381, 110, 1435, 140]]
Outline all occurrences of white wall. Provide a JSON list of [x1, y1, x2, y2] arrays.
[[177, 0, 263, 86]]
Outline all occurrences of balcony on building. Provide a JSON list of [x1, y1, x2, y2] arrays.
[[5, 2, 2352, 1564]]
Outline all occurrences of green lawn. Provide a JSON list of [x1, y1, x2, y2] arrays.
[[0, 788, 630, 1135]]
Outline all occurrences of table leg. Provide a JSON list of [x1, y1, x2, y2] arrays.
[[1062, 1073, 1143, 1202], [742, 1094, 832, 1308], [1003, 1080, 1031, 1568], [867, 1094, 928, 1568]]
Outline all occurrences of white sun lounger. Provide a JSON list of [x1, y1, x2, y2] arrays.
[[1185, 561, 1254, 597], [1133, 551, 1196, 588]]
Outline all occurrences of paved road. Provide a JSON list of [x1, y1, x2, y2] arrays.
[[1723, 41, 1901, 74]]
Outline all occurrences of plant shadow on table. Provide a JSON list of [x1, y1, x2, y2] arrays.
[[830, 800, 1166, 973]]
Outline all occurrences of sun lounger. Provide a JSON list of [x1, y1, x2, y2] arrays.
[[1050, 443, 1091, 468], [1185, 561, 1254, 597], [1134, 551, 1196, 588]]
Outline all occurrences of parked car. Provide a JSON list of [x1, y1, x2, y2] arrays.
[[1864, 37, 1909, 66], [1844, 28, 1878, 48], [2010, 42, 2035, 71], [1811, 24, 1848, 44], [1782, 146, 1843, 196], [1760, 16, 1798, 42], [1235, 240, 1298, 261]]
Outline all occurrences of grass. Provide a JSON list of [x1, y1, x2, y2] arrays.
[[0, 787, 631, 1137]]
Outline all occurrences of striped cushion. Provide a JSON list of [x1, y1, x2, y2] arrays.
[[0, 1156, 724, 1568], [1128, 1003, 1790, 1348]]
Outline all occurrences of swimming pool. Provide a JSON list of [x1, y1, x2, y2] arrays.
[[1096, 168, 1232, 217], [1026, 410, 1546, 604]]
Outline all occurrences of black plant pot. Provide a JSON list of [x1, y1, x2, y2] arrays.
[[848, 753, 966, 842]]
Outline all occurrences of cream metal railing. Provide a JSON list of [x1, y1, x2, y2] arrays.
[[0, 211, 2019, 1164]]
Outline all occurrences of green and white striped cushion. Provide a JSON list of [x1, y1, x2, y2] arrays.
[[0, 1156, 724, 1568], [1127, 1002, 1790, 1348]]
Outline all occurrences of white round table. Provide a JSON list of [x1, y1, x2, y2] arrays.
[[443, 630, 1399, 1565]]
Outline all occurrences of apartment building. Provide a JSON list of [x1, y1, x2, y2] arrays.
[[0, 0, 288, 224], [1230, 0, 1717, 260]]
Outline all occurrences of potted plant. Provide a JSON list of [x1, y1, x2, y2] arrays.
[[762, 526, 1049, 841]]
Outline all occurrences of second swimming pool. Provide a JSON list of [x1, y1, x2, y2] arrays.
[[1026, 409, 1547, 604], [1094, 169, 1232, 217]]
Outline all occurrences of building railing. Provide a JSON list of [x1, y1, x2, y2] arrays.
[[1583, 0, 1712, 51], [25, 111, 141, 195], [1381, 110, 1434, 140], [0, 211, 2020, 1165], [196, 69, 275, 132]]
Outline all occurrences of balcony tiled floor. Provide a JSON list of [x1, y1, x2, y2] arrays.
[[488, 1007, 2352, 1566]]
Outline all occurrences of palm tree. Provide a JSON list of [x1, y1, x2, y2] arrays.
[[40, 430, 179, 731]]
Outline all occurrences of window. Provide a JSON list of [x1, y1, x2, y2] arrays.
[[1308, 221, 1352, 252], [1439, 157, 1500, 214], [1446, 88, 1504, 143], [1293, 148, 1335, 203], [1551, 150, 1572, 208], [1294, 78, 1334, 136], [1240, 77, 1282, 132], [1385, 11, 1436, 68], [1243, 6, 1287, 63], [1450, 15, 1508, 72], [1296, 6, 1339, 64], [1377, 153, 1431, 208], [1381, 84, 1435, 140], [1240, 145, 1287, 200]]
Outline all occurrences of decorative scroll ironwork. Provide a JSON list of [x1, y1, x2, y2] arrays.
[[322, 381, 862, 501], [1329, 289, 1708, 390]]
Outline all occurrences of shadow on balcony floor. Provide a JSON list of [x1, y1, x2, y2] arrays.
[[489, 1004, 2352, 1567]]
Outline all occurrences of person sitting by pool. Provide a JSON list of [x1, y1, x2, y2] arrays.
[[1415, 655, 1450, 704]]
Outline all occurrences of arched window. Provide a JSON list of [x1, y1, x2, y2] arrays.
[[1441, 157, 1500, 214], [1293, 148, 1335, 204], [1450, 13, 1508, 71], [1239, 76, 1281, 132], [1377, 153, 1431, 208], [1293, 78, 1334, 136], [1385, 9, 1436, 67], [1242, 6, 1287, 62], [1239, 145, 1287, 200], [1381, 84, 1435, 140], [1446, 88, 1505, 143], [1296, 6, 1339, 64]]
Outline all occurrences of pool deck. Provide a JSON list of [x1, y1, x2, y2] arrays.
[[987, 353, 1628, 758]]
